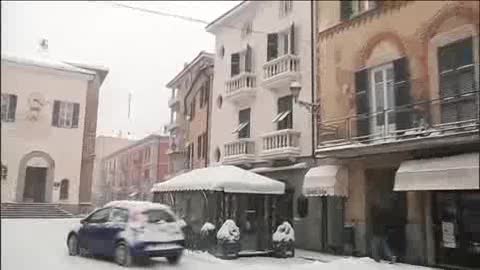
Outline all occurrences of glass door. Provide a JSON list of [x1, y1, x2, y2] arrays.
[[370, 64, 395, 141]]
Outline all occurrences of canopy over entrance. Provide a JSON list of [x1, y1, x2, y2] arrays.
[[151, 165, 285, 194], [302, 165, 348, 197], [394, 153, 479, 191]]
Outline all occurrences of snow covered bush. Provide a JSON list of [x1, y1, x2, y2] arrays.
[[216, 219, 240, 242], [177, 218, 187, 229], [201, 222, 216, 234], [273, 221, 295, 242]]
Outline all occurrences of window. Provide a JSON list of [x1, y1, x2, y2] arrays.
[[267, 24, 295, 61], [144, 209, 175, 223], [144, 169, 150, 180], [340, 0, 377, 20], [241, 21, 253, 38], [216, 95, 223, 109], [1, 94, 17, 122], [297, 195, 309, 218], [369, 64, 395, 134], [202, 132, 208, 159], [59, 179, 69, 200], [219, 45, 225, 58], [52, 100, 79, 128], [110, 208, 129, 223], [214, 147, 221, 162], [231, 53, 240, 77], [1, 163, 7, 180], [273, 95, 293, 130], [230, 45, 253, 77], [189, 96, 196, 120], [233, 108, 251, 139], [438, 37, 476, 123], [279, 0, 293, 17], [144, 147, 151, 163], [86, 208, 111, 224]]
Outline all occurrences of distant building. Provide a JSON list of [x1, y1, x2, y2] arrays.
[[165, 51, 214, 178], [102, 134, 169, 201], [92, 135, 135, 207], [1, 53, 108, 214]]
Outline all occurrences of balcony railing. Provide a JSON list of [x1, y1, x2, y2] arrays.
[[260, 129, 301, 159], [263, 54, 299, 81], [226, 72, 256, 94], [223, 139, 255, 164], [317, 90, 479, 149]]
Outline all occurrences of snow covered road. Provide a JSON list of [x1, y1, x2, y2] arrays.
[[1, 219, 438, 270]]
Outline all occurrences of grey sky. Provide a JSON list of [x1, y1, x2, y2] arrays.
[[1, 1, 239, 139]]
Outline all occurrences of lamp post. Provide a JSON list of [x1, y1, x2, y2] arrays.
[[289, 81, 321, 114]]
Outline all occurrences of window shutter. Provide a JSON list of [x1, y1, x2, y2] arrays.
[[290, 23, 295, 55], [203, 133, 208, 159], [72, 103, 80, 128], [8, 95, 17, 121], [340, 1, 353, 21], [52, 100, 60, 127], [354, 69, 370, 138], [231, 53, 240, 77], [205, 78, 210, 106], [245, 45, 252, 73], [393, 57, 412, 130], [267, 33, 278, 61], [197, 136, 202, 159]]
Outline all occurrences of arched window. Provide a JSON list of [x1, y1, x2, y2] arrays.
[[60, 179, 69, 200]]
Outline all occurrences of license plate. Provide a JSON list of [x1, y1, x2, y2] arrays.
[[145, 243, 181, 251]]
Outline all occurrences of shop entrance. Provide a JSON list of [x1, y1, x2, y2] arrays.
[[433, 191, 480, 269]]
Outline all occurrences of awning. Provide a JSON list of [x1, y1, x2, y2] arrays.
[[302, 165, 348, 197], [151, 165, 285, 194], [394, 153, 479, 191]]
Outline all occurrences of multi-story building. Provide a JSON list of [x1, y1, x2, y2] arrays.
[[310, 1, 479, 268], [165, 52, 214, 177], [1, 52, 108, 214], [102, 134, 169, 201], [206, 0, 316, 249], [92, 135, 135, 207]]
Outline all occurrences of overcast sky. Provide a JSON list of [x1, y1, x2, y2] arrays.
[[1, 1, 239, 139]]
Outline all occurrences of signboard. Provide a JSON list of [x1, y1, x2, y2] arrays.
[[442, 221, 457, 248]]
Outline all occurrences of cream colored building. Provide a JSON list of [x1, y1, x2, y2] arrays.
[[1, 53, 108, 214]]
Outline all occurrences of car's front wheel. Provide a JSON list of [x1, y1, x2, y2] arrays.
[[67, 234, 79, 256], [166, 254, 181, 265], [114, 242, 132, 267]]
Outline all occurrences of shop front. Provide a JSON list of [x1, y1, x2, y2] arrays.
[[394, 152, 480, 269]]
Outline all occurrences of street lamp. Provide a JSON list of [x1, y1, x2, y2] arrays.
[[289, 81, 321, 114]]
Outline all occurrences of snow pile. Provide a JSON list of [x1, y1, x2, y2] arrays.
[[201, 222, 216, 233], [272, 221, 295, 242], [216, 219, 240, 241], [177, 218, 187, 228]]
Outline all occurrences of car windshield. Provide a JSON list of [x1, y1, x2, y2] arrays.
[[143, 209, 175, 223]]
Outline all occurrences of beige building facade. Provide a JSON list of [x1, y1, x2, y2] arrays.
[[1, 53, 108, 214], [310, 1, 479, 268]]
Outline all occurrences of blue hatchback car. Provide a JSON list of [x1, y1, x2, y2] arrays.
[[66, 201, 185, 267]]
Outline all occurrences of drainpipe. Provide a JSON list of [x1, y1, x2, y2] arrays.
[[310, 0, 316, 161]]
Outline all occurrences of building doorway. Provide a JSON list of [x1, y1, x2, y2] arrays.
[[23, 167, 47, 202]]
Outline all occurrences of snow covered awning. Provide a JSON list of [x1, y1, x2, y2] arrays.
[[394, 153, 479, 191], [151, 165, 285, 194], [302, 165, 348, 197]]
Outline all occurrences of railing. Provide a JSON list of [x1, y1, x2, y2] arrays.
[[263, 54, 299, 80], [261, 129, 301, 152], [224, 139, 255, 158], [317, 90, 480, 148], [225, 72, 256, 95]]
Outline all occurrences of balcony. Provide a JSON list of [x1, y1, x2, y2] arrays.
[[168, 96, 180, 108], [316, 90, 480, 158], [225, 72, 257, 106], [260, 129, 301, 160], [262, 54, 300, 91], [223, 139, 255, 165]]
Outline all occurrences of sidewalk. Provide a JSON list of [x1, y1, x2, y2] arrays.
[[295, 249, 347, 263]]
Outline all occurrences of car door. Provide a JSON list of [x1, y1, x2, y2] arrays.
[[79, 208, 111, 255], [98, 207, 129, 256]]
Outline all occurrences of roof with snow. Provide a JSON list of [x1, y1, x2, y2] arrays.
[[105, 200, 173, 212], [1, 53, 97, 76], [151, 165, 285, 194], [166, 51, 214, 88]]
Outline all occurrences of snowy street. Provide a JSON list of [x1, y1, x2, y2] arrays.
[[1, 218, 440, 270]]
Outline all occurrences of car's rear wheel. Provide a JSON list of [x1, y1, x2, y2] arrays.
[[166, 254, 181, 265], [114, 242, 132, 267], [67, 234, 79, 256]]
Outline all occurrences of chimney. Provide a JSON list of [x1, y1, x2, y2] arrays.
[[39, 38, 48, 52]]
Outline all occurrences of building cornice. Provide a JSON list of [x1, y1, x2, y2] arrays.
[[318, 1, 412, 41]]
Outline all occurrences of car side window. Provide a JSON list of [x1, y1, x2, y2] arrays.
[[86, 208, 111, 224], [110, 208, 129, 223]]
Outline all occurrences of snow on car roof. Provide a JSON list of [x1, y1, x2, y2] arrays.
[[151, 165, 285, 194], [105, 200, 173, 213]]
